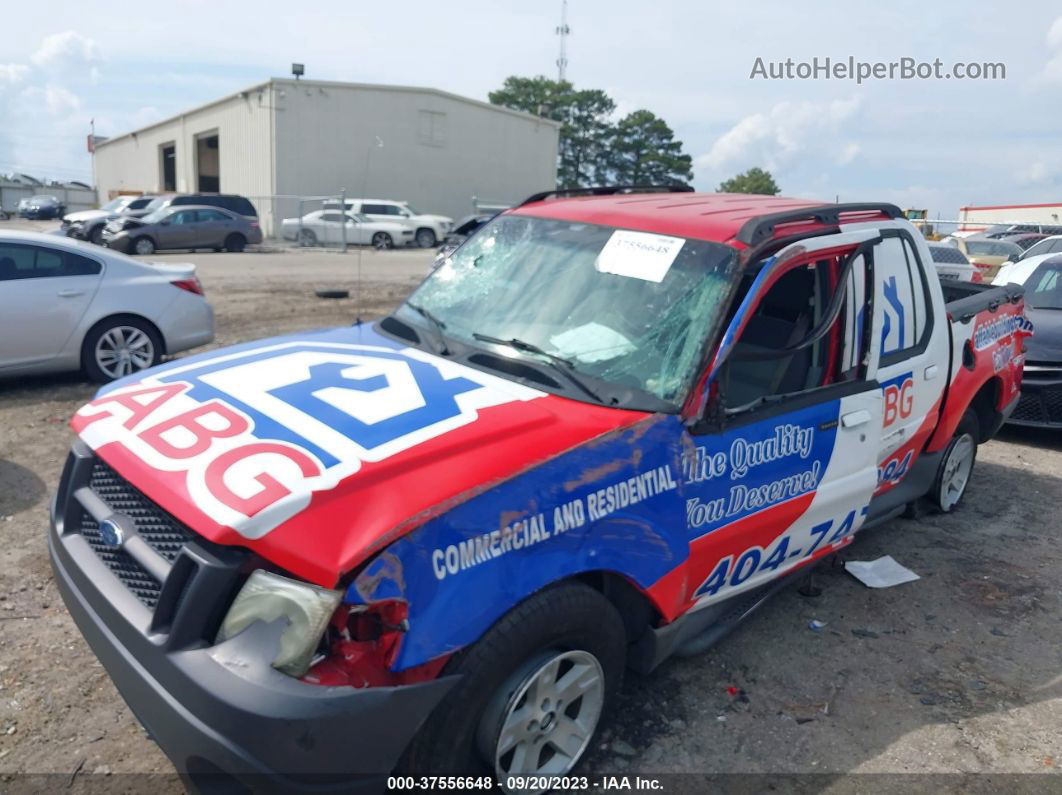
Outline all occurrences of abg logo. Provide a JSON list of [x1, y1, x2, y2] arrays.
[[883, 376, 914, 428]]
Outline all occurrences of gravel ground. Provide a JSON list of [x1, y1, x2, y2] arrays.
[[0, 235, 1059, 791]]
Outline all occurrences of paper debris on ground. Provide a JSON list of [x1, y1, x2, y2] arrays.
[[845, 555, 920, 588]]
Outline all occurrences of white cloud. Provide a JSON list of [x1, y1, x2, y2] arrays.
[[31, 31, 101, 79], [696, 96, 862, 174], [1040, 16, 1062, 83], [22, 84, 81, 114], [1017, 161, 1062, 188], [0, 64, 30, 85]]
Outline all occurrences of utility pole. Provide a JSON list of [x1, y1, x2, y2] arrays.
[[556, 0, 570, 82]]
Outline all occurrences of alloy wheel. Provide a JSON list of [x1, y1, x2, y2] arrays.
[[94, 326, 155, 379]]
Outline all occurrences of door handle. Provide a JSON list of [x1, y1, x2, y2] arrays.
[[924, 364, 939, 380], [841, 409, 872, 428], [57, 289, 85, 298]]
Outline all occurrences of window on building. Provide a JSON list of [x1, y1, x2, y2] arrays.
[[418, 110, 447, 147], [159, 143, 177, 192]]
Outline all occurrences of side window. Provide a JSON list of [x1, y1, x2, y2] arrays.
[[361, 204, 386, 215], [320, 213, 344, 223], [875, 235, 929, 360], [0, 243, 101, 280], [231, 197, 255, 216], [197, 210, 228, 222], [722, 252, 862, 411]]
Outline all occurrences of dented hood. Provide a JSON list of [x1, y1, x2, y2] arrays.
[[71, 325, 646, 585]]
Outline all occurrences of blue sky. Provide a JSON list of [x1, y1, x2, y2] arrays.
[[3, 0, 1061, 220]]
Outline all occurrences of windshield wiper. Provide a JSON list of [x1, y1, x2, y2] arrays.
[[406, 302, 450, 355], [471, 332, 606, 404]]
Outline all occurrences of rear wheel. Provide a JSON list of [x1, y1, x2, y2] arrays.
[[415, 227, 437, 248], [82, 317, 162, 382], [299, 229, 317, 247], [401, 583, 625, 791], [933, 410, 978, 512], [132, 236, 155, 255], [224, 233, 246, 253], [372, 232, 394, 250]]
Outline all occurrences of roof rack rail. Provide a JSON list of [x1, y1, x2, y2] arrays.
[[735, 202, 904, 246], [518, 184, 694, 207]]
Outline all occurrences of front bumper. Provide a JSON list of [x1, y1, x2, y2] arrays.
[[49, 443, 457, 791], [1009, 364, 1062, 427]]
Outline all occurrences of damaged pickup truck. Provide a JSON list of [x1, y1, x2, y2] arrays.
[[50, 188, 1031, 791]]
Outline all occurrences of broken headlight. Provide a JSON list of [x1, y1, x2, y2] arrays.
[[216, 570, 342, 677]]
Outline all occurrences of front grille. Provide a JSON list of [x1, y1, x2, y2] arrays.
[[1011, 388, 1062, 425], [74, 460, 196, 608], [1044, 388, 1062, 422], [1012, 393, 1045, 423]]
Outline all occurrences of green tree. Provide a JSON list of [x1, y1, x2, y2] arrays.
[[717, 167, 780, 195], [489, 76, 615, 188], [607, 110, 693, 186]]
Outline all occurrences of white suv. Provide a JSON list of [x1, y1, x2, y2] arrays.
[[329, 199, 452, 248]]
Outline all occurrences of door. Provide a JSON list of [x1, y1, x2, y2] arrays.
[[868, 229, 948, 494], [317, 212, 346, 245], [0, 242, 102, 369], [155, 209, 199, 249], [195, 209, 233, 246], [682, 230, 885, 608]]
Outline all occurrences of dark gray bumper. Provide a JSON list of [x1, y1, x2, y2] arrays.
[[49, 489, 457, 792]]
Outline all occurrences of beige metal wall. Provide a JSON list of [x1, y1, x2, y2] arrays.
[[959, 204, 1062, 231], [271, 79, 559, 223], [92, 87, 275, 226]]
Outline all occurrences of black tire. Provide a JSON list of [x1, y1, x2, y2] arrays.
[[299, 229, 317, 247], [315, 289, 350, 299], [131, 236, 155, 256], [224, 233, 246, 253], [88, 225, 105, 246], [82, 316, 163, 383], [931, 409, 979, 512], [415, 228, 437, 248], [372, 232, 394, 250], [401, 582, 626, 780]]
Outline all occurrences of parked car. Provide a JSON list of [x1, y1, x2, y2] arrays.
[[0, 230, 212, 381], [326, 198, 452, 248], [17, 194, 66, 220], [279, 209, 413, 249], [139, 193, 258, 219], [433, 213, 494, 266], [102, 205, 262, 255], [1016, 234, 1062, 262], [986, 232, 1048, 251], [952, 237, 1023, 280], [49, 188, 1030, 790], [928, 244, 980, 282], [62, 195, 158, 246], [993, 254, 1062, 427]]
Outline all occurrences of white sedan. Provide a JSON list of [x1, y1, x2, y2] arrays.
[[0, 230, 214, 382], [279, 210, 414, 249]]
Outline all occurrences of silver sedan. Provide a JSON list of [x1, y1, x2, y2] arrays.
[[0, 230, 214, 382]]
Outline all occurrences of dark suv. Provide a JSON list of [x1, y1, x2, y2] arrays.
[[141, 193, 257, 219]]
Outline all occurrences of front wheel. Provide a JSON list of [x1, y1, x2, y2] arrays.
[[415, 227, 437, 248], [933, 410, 978, 512], [401, 583, 625, 790], [88, 225, 105, 246], [372, 232, 394, 250], [132, 236, 156, 256]]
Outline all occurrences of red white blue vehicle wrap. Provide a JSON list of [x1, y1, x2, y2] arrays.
[[51, 193, 1032, 788], [68, 215, 1031, 677]]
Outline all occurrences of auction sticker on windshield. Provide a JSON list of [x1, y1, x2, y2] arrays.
[[594, 229, 685, 282]]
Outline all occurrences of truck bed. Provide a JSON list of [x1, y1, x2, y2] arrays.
[[940, 279, 1024, 322]]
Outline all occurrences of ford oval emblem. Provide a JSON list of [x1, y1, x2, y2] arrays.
[[98, 519, 125, 548]]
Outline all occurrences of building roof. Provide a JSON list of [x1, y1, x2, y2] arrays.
[[94, 77, 561, 150], [512, 192, 840, 245]]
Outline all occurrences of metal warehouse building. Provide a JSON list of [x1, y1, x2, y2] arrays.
[[92, 78, 560, 235]]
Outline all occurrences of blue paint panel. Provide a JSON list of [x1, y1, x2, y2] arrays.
[[350, 415, 691, 669]]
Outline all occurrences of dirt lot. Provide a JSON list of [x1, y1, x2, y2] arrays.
[[0, 238, 1059, 791]]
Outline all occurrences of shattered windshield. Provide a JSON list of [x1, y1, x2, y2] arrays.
[[397, 214, 739, 405]]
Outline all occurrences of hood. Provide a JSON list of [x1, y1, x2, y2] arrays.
[[64, 209, 109, 223], [412, 213, 452, 225], [70, 325, 646, 585], [1024, 307, 1062, 362]]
